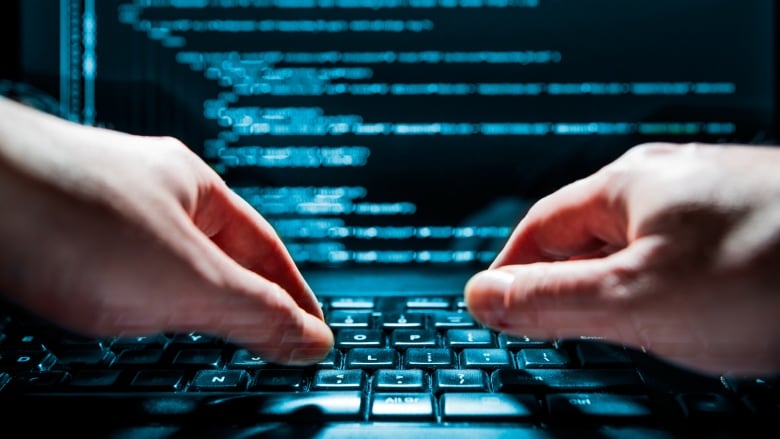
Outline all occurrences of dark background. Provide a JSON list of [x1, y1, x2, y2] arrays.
[[3, 0, 779, 270], [1, 2, 20, 82]]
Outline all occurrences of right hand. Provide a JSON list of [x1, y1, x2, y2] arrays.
[[465, 142, 780, 377]]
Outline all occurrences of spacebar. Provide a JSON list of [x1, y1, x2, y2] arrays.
[[8, 392, 365, 423], [212, 391, 364, 420]]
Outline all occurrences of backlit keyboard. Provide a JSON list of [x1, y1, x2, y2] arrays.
[[1, 296, 777, 438]]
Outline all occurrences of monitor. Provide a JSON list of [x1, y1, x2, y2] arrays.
[[5, 0, 778, 277]]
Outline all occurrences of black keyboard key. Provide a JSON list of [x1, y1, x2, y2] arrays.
[[517, 348, 571, 369], [441, 393, 539, 421], [336, 329, 384, 348], [111, 334, 170, 351], [492, 369, 644, 393], [57, 348, 116, 367], [371, 393, 435, 420], [13, 371, 69, 390], [381, 313, 424, 329], [346, 348, 398, 369], [328, 310, 372, 328], [432, 312, 476, 329], [390, 329, 436, 349], [374, 369, 425, 391], [191, 370, 250, 391], [129, 370, 186, 391], [115, 349, 164, 366], [434, 369, 487, 393], [723, 375, 780, 417], [636, 360, 728, 395], [252, 369, 305, 391], [546, 393, 654, 421], [56, 336, 106, 352], [172, 349, 223, 368], [676, 392, 741, 419], [575, 342, 633, 367], [315, 349, 340, 368], [1, 333, 49, 351], [445, 329, 494, 348], [330, 297, 374, 309], [69, 370, 122, 388], [228, 349, 268, 369], [724, 375, 779, 396], [404, 348, 453, 368], [1, 350, 57, 372], [405, 297, 451, 309], [171, 332, 220, 346], [312, 369, 364, 390], [460, 349, 513, 369], [498, 333, 552, 350]]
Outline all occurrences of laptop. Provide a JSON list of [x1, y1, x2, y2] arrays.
[[1, 0, 778, 437]]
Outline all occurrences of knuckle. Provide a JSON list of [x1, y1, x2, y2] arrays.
[[264, 284, 301, 323], [599, 250, 663, 307], [156, 136, 202, 167], [157, 135, 187, 150], [628, 142, 678, 157]]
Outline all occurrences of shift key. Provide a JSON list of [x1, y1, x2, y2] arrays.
[[492, 369, 643, 393]]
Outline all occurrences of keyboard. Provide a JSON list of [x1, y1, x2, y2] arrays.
[[1, 295, 777, 438]]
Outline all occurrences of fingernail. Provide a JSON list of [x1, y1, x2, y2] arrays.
[[287, 318, 334, 365], [465, 270, 514, 325]]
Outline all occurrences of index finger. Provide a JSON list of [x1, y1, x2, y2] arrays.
[[492, 172, 628, 268], [195, 184, 324, 320]]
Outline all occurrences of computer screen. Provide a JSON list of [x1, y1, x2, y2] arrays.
[[10, 0, 778, 272]]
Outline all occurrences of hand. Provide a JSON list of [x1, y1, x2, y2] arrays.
[[0, 99, 333, 365], [465, 142, 780, 377]]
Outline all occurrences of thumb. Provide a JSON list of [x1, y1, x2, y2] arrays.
[[465, 237, 661, 344]]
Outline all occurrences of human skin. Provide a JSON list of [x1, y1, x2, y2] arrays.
[[0, 98, 333, 365], [466, 142, 780, 377]]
